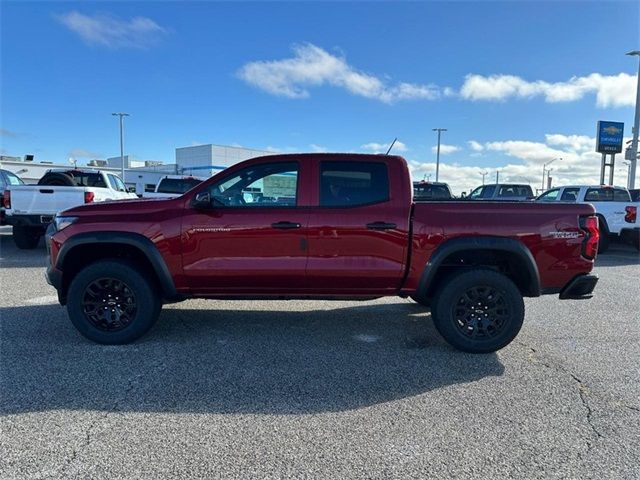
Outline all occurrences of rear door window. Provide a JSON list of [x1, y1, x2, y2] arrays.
[[613, 189, 631, 202], [320, 161, 389, 207], [585, 188, 617, 202], [560, 187, 580, 202]]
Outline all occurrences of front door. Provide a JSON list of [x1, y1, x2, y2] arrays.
[[181, 161, 309, 294]]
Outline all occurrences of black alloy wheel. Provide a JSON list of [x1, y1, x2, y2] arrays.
[[82, 278, 138, 332]]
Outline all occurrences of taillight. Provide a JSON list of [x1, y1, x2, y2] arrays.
[[2, 190, 10, 209], [624, 206, 637, 223], [579, 215, 599, 260], [84, 191, 95, 203]]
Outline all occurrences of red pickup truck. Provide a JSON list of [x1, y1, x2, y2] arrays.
[[45, 154, 599, 353]]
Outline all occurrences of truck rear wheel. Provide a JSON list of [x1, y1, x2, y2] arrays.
[[431, 269, 524, 353], [13, 226, 41, 249], [66, 259, 161, 344], [596, 216, 610, 254]]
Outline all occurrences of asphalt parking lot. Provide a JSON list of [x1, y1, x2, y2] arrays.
[[0, 226, 638, 479]]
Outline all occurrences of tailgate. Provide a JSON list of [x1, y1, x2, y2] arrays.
[[7, 186, 87, 216]]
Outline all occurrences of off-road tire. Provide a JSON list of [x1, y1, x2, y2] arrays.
[[67, 259, 161, 344], [13, 226, 41, 249], [597, 216, 610, 254], [431, 268, 524, 353]]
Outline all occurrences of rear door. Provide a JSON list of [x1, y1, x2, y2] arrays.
[[305, 159, 410, 294], [181, 160, 310, 293]]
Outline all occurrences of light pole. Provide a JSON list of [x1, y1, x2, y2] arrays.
[[542, 158, 561, 191], [432, 128, 447, 182], [623, 161, 632, 185], [480, 170, 488, 185], [495, 170, 500, 184], [627, 50, 640, 189], [112, 112, 130, 181]]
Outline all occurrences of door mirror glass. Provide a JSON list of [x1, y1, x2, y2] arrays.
[[192, 191, 212, 208]]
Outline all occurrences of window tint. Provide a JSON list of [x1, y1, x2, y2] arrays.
[[560, 187, 580, 202], [584, 188, 631, 202], [320, 161, 389, 207], [208, 162, 298, 207], [498, 185, 532, 198], [413, 183, 452, 199], [613, 189, 631, 202], [67, 172, 107, 188], [157, 177, 202, 194], [537, 188, 559, 201]]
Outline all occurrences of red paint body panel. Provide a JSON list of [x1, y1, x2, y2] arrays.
[[52, 154, 596, 299]]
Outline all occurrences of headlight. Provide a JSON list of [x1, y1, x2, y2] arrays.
[[53, 216, 79, 231]]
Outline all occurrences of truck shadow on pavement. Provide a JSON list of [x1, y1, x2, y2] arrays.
[[0, 301, 504, 415]]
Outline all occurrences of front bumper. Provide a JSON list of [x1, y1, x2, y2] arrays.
[[559, 274, 599, 300], [44, 222, 65, 304]]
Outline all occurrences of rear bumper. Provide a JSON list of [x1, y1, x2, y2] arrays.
[[5, 214, 53, 229], [559, 274, 598, 300]]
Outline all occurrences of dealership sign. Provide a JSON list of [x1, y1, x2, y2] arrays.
[[596, 121, 624, 154]]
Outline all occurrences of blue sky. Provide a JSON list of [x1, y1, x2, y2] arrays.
[[1, 1, 639, 191]]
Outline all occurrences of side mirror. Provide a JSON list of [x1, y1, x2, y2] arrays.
[[192, 191, 212, 209]]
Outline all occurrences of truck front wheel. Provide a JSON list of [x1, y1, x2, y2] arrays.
[[66, 259, 161, 344], [13, 226, 42, 249], [431, 269, 524, 353]]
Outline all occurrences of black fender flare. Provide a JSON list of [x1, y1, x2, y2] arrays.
[[417, 236, 541, 297], [56, 231, 178, 300]]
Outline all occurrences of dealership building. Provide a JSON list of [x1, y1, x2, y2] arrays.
[[0, 144, 276, 194]]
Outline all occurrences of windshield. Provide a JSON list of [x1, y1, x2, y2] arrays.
[[157, 177, 203, 194]]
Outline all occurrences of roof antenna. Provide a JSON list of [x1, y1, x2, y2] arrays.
[[385, 138, 398, 155]]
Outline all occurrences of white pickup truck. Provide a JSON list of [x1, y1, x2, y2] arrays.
[[536, 185, 638, 251], [3, 168, 137, 249], [142, 175, 205, 199]]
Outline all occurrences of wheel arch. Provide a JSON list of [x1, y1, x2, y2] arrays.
[[55, 232, 178, 304], [417, 236, 541, 299]]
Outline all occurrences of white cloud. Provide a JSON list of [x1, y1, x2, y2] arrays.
[[407, 131, 632, 195], [310, 144, 328, 152], [467, 140, 484, 152], [238, 43, 440, 103], [56, 11, 167, 49], [460, 73, 636, 107], [361, 141, 408, 153], [544, 134, 594, 152], [431, 144, 460, 155]]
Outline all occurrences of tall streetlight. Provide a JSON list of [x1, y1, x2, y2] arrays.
[[432, 128, 447, 182], [542, 157, 561, 191], [480, 170, 488, 185], [112, 112, 130, 181], [627, 50, 640, 189], [495, 170, 500, 184], [623, 160, 632, 185]]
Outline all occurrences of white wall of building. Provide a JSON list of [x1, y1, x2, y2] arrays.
[[176, 144, 275, 176]]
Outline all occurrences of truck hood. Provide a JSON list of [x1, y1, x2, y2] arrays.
[[61, 197, 179, 216]]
